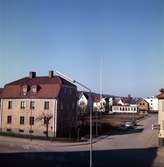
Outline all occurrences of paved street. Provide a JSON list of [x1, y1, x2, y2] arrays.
[[0, 114, 163, 167]]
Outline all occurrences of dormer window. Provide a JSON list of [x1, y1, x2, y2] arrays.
[[22, 85, 28, 96], [31, 85, 37, 93]]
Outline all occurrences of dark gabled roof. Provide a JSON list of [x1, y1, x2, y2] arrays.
[[130, 98, 141, 104], [78, 91, 89, 100], [5, 76, 75, 87], [136, 98, 149, 104], [2, 75, 76, 99]]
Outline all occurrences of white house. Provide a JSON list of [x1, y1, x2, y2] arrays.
[[112, 104, 138, 113], [144, 96, 158, 112], [77, 92, 88, 113], [109, 97, 113, 106], [93, 96, 106, 112], [117, 98, 125, 106]]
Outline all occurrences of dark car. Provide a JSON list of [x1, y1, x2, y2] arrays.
[[118, 121, 135, 131]]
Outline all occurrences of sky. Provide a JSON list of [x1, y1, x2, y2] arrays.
[[0, 0, 164, 97]]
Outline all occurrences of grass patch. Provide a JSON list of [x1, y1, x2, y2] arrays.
[[0, 131, 78, 142]]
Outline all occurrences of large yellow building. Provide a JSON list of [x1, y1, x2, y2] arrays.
[[0, 71, 77, 138], [157, 88, 164, 146]]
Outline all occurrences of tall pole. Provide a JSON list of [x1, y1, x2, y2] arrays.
[[99, 55, 103, 134], [55, 71, 93, 167], [72, 80, 93, 167], [89, 91, 93, 167]]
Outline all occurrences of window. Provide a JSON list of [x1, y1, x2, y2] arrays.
[[32, 85, 37, 93], [162, 101, 164, 112], [29, 116, 34, 125], [7, 128, 12, 132], [20, 116, 24, 125], [8, 101, 12, 109], [69, 88, 72, 95], [43, 131, 48, 135], [20, 101, 25, 109], [64, 88, 67, 94], [44, 116, 48, 124], [162, 121, 164, 130], [60, 102, 63, 110], [72, 103, 75, 110], [29, 130, 34, 133], [22, 85, 28, 96], [44, 101, 49, 110], [7, 116, 12, 124], [30, 101, 35, 109]]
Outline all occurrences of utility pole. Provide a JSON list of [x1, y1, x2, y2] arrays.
[[55, 70, 93, 167]]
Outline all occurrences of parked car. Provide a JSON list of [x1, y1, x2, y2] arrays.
[[124, 121, 134, 128], [118, 124, 129, 131], [118, 121, 135, 131]]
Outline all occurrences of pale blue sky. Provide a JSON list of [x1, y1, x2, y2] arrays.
[[0, 0, 164, 97]]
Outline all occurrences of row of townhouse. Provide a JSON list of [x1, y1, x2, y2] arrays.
[[0, 71, 77, 138], [78, 92, 158, 114], [112, 97, 159, 114]]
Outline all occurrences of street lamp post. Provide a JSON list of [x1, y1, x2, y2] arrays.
[[55, 71, 93, 167]]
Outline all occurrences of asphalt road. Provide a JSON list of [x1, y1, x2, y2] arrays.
[[0, 114, 163, 167]]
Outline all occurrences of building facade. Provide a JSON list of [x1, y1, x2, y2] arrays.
[[137, 99, 149, 114], [77, 92, 88, 113], [0, 71, 77, 138], [157, 89, 164, 146], [0, 88, 3, 131], [112, 104, 138, 113], [144, 96, 158, 112]]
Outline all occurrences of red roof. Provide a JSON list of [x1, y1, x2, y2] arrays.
[[157, 88, 164, 99], [93, 96, 100, 102], [2, 76, 76, 99]]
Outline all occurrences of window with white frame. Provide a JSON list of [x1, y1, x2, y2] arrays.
[[20, 101, 25, 109], [30, 101, 35, 110], [32, 85, 37, 93], [22, 85, 28, 95]]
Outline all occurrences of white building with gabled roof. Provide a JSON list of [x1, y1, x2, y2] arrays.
[[144, 96, 158, 112]]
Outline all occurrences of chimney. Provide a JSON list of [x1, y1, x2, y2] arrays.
[[49, 70, 54, 78], [29, 72, 36, 78]]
